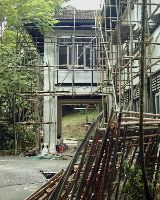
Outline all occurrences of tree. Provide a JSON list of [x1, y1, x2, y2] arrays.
[[0, 0, 63, 154], [0, 0, 63, 26]]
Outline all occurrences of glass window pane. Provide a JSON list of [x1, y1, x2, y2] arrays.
[[86, 48, 90, 66], [78, 45, 84, 65], [156, 95, 159, 113], [59, 46, 67, 65]]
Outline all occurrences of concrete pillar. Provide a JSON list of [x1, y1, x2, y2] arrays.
[[57, 102, 62, 139], [43, 32, 58, 147], [107, 94, 113, 117]]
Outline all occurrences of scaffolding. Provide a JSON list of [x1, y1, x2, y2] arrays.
[[1, 1, 159, 199], [96, 0, 160, 115], [0, 9, 105, 154], [1, 1, 160, 155]]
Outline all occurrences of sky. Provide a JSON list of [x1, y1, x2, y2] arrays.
[[64, 0, 102, 10]]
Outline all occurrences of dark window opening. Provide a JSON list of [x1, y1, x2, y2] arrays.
[[86, 47, 90, 66], [69, 46, 73, 65], [156, 95, 160, 114], [59, 46, 67, 65], [78, 45, 84, 65]]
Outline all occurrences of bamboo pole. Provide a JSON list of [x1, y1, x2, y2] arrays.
[[121, 117, 160, 121], [25, 170, 64, 200], [49, 113, 103, 200], [115, 110, 160, 117], [121, 121, 160, 125], [140, 2, 159, 196], [107, 107, 123, 200]]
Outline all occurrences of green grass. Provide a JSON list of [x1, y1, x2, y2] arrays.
[[62, 110, 98, 140]]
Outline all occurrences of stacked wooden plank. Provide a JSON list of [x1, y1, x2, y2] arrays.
[[25, 171, 64, 200], [26, 110, 160, 200]]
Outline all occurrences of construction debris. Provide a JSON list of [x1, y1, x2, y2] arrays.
[[40, 171, 57, 180], [26, 111, 160, 199]]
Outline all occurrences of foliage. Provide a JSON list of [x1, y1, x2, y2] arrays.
[[0, 28, 37, 121], [0, 122, 36, 154], [121, 162, 146, 200], [155, 175, 160, 200], [0, 0, 63, 153], [0, 122, 14, 151], [16, 125, 37, 153], [62, 110, 97, 140], [0, 0, 63, 32]]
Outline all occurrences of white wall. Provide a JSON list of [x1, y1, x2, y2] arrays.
[[122, 0, 160, 87], [43, 32, 58, 146], [149, 26, 160, 73], [43, 28, 103, 145]]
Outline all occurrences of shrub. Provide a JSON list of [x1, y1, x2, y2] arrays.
[[121, 163, 145, 200]]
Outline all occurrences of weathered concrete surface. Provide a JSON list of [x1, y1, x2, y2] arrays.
[[0, 156, 71, 200]]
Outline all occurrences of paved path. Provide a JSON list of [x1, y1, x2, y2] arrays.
[[0, 156, 71, 200]]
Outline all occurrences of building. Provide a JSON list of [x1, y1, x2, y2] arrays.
[[99, 0, 160, 114], [25, 0, 160, 151], [32, 9, 104, 149]]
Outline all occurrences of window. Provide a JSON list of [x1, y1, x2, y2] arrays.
[[78, 45, 84, 65], [85, 46, 90, 66], [155, 93, 160, 114], [59, 46, 67, 65], [67, 45, 73, 66], [58, 37, 96, 67]]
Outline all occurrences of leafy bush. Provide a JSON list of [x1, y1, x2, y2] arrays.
[[0, 123, 36, 154], [16, 126, 37, 153], [121, 163, 145, 200], [0, 123, 15, 152]]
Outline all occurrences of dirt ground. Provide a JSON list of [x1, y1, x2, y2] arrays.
[[0, 143, 77, 200]]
